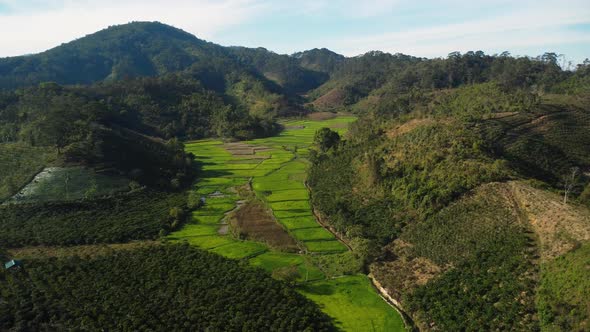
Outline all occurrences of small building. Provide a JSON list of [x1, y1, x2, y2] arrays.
[[4, 260, 21, 270]]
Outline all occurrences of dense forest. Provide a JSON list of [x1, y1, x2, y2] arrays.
[[0, 190, 188, 247], [0, 245, 334, 331]]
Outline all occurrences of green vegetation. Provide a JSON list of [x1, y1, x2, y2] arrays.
[[308, 51, 572, 112], [400, 184, 537, 331], [299, 275, 406, 332], [0, 82, 198, 190], [7, 166, 131, 204], [0, 190, 187, 247], [166, 116, 405, 331], [0, 245, 334, 331], [537, 244, 590, 332], [0, 143, 55, 201], [308, 73, 589, 330], [2, 21, 589, 331]]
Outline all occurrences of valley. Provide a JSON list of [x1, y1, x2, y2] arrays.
[[167, 115, 407, 331], [0, 19, 589, 332]]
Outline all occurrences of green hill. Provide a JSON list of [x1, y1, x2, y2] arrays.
[[0, 22, 222, 87], [308, 83, 590, 330], [292, 48, 346, 74]]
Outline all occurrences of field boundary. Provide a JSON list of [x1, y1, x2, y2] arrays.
[[306, 181, 415, 331], [305, 181, 353, 251], [368, 273, 417, 332]]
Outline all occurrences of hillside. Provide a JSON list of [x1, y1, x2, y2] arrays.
[[292, 48, 346, 74], [228, 47, 330, 94], [307, 51, 571, 112], [0, 21, 342, 115], [308, 84, 590, 330], [0, 22, 223, 87], [0, 22, 300, 117]]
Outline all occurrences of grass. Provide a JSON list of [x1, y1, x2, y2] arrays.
[[299, 275, 406, 332], [250, 251, 325, 282], [168, 115, 405, 331], [211, 241, 267, 259], [279, 216, 324, 229], [536, 243, 590, 331], [292, 227, 337, 241], [305, 240, 348, 253]]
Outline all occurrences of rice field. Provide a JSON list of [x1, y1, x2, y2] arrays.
[[167, 114, 406, 331], [299, 275, 406, 332]]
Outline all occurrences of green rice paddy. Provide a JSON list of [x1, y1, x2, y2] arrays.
[[168, 115, 406, 331]]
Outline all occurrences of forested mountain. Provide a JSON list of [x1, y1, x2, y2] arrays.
[[307, 51, 573, 111], [228, 47, 330, 94], [0, 22, 225, 87], [292, 48, 346, 74]]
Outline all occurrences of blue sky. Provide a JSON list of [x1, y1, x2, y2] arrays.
[[0, 0, 589, 66]]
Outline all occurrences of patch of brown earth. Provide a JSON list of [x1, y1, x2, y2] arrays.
[[508, 181, 590, 260], [312, 88, 346, 109], [307, 112, 337, 121], [386, 118, 436, 139], [223, 143, 270, 157], [371, 239, 442, 301], [229, 200, 299, 252]]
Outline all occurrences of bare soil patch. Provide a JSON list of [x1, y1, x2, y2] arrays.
[[508, 181, 590, 260], [370, 239, 442, 302], [307, 112, 337, 121], [229, 200, 299, 252], [312, 88, 346, 109]]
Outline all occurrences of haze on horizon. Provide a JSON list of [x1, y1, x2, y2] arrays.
[[0, 0, 589, 66]]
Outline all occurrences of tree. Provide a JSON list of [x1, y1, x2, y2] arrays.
[[562, 167, 580, 204], [313, 128, 340, 153]]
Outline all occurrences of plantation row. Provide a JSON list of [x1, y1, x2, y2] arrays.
[[0, 190, 187, 247], [0, 245, 334, 331]]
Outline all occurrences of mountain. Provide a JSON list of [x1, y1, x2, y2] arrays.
[[228, 46, 330, 94], [0, 22, 224, 87], [292, 48, 346, 74], [0, 21, 343, 99], [306, 51, 572, 111]]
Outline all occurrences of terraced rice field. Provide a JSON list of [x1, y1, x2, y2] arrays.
[[168, 115, 406, 331]]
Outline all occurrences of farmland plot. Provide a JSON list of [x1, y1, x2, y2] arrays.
[[167, 115, 406, 331]]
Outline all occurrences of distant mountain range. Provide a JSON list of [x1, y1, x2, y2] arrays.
[[0, 22, 341, 95]]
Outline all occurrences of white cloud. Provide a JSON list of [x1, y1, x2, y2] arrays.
[[0, 0, 269, 57], [328, 1, 590, 57], [0, 0, 588, 61]]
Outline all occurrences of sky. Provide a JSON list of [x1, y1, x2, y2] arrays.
[[0, 0, 589, 66]]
